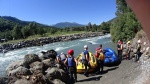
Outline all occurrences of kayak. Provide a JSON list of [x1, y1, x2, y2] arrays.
[[76, 52, 97, 73], [104, 48, 121, 66]]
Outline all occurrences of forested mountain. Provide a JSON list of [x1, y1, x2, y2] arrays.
[[53, 22, 84, 28], [0, 16, 52, 31], [0, 15, 114, 41]]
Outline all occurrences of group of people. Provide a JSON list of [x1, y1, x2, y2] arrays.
[[117, 39, 142, 61], [56, 44, 105, 83]]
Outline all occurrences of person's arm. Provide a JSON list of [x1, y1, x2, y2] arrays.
[[126, 0, 150, 41], [74, 58, 78, 67], [120, 44, 123, 50], [64, 58, 68, 67], [56, 57, 60, 63]]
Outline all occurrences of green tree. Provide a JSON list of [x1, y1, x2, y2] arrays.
[[12, 25, 22, 39]]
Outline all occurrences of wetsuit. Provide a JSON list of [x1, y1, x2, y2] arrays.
[[67, 56, 77, 82]]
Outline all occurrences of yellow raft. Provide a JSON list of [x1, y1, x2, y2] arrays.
[[76, 52, 98, 73]]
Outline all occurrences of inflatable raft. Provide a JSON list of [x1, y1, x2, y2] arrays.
[[104, 48, 121, 66], [76, 52, 97, 73]]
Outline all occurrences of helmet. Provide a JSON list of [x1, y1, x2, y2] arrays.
[[138, 40, 141, 43], [68, 49, 74, 55], [127, 41, 130, 44], [61, 52, 64, 54], [84, 45, 88, 49]]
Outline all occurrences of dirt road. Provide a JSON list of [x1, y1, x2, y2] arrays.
[[76, 60, 141, 84]]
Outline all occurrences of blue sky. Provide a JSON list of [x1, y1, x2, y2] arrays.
[[0, 0, 116, 25]]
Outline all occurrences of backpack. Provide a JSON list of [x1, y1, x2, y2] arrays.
[[98, 53, 105, 61]]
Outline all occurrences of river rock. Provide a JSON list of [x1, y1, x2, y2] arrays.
[[46, 49, 57, 59], [14, 79, 32, 84], [0, 77, 9, 84], [45, 67, 69, 83], [52, 79, 65, 84], [8, 66, 30, 77], [6, 60, 23, 76], [29, 61, 44, 73], [23, 54, 41, 68]]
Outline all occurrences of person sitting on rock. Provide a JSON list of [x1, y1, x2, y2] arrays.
[[56, 52, 67, 64], [64, 49, 78, 83], [56, 52, 68, 71]]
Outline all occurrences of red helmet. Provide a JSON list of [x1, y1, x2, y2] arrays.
[[68, 49, 74, 55]]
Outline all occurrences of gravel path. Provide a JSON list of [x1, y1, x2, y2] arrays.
[[76, 60, 141, 84]]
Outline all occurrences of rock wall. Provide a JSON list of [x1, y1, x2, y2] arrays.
[[126, 30, 150, 84]]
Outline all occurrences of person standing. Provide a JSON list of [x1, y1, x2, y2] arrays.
[[127, 41, 132, 60], [82, 45, 91, 77], [117, 40, 123, 60], [95, 44, 103, 74], [95, 49, 105, 74], [64, 49, 78, 83], [135, 40, 141, 62]]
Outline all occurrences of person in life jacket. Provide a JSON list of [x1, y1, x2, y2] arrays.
[[64, 49, 78, 83], [135, 40, 141, 62], [126, 41, 132, 60], [95, 44, 103, 58], [95, 48, 105, 74], [117, 40, 123, 60], [82, 45, 91, 77], [56, 52, 67, 63], [56, 52, 67, 71]]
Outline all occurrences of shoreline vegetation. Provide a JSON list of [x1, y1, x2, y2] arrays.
[[0, 32, 105, 53]]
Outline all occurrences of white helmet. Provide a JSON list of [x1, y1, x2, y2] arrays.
[[138, 40, 141, 43], [84, 45, 88, 49]]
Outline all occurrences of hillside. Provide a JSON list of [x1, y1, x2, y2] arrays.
[[0, 16, 53, 31], [53, 22, 84, 28]]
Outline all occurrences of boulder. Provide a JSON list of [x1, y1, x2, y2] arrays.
[[6, 60, 23, 76], [43, 59, 56, 68], [52, 79, 65, 84], [29, 61, 44, 74], [14, 79, 32, 84], [45, 67, 69, 83], [0, 77, 9, 84], [8, 66, 30, 77], [31, 72, 48, 84], [23, 54, 41, 68]]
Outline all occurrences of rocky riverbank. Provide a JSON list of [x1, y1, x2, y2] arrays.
[[0, 32, 104, 53], [129, 30, 150, 84], [0, 49, 71, 84]]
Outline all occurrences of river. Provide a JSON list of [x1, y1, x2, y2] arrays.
[[0, 34, 116, 77]]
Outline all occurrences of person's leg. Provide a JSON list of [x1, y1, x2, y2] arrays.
[[128, 52, 130, 60], [69, 67, 73, 82], [120, 50, 123, 60], [101, 61, 104, 72], [86, 62, 91, 73], [74, 67, 77, 82], [118, 50, 120, 59]]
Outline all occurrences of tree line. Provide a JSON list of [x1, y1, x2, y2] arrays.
[[110, 0, 142, 42], [0, 0, 141, 43], [0, 17, 111, 41]]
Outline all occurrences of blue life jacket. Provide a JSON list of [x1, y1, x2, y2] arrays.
[[68, 57, 75, 67], [82, 50, 89, 60]]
